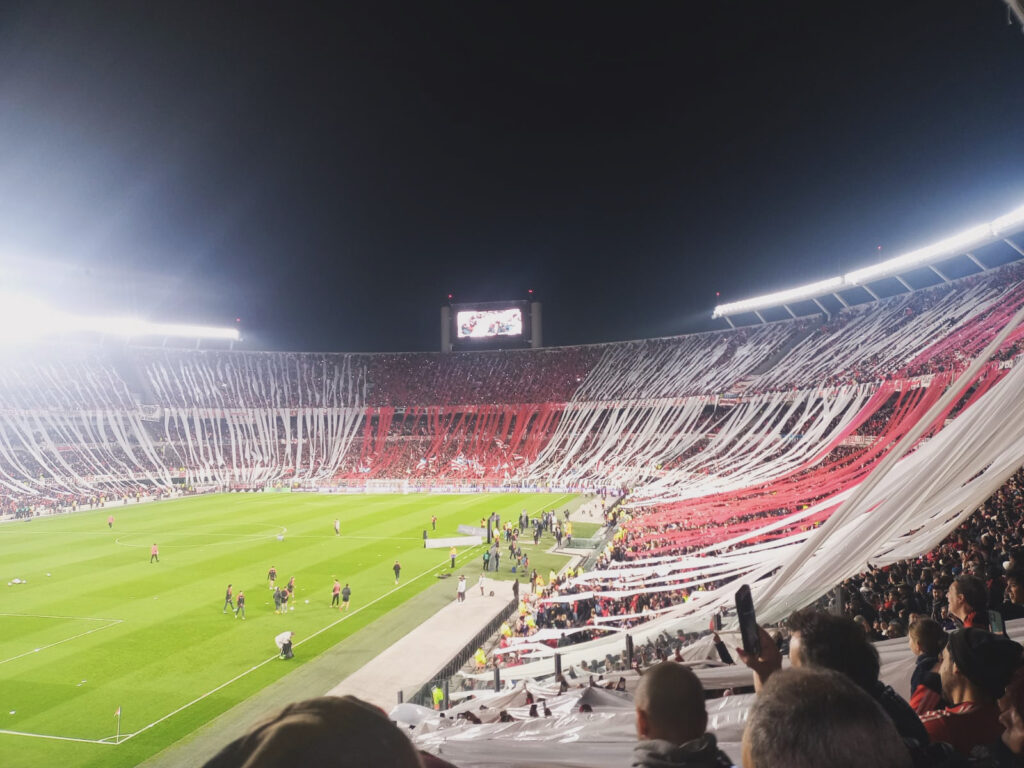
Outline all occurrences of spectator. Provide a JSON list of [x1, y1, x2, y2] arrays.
[[968, 667, 1024, 765], [738, 610, 929, 745], [742, 667, 912, 768], [632, 662, 733, 768], [950, 575, 991, 630], [201, 695, 424, 768], [1000, 569, 1024, 621], [919, 628, 1022, 755], [908, 618, 946, 714]]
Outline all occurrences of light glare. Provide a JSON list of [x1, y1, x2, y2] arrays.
[[713, 200, 1024, 319], [0, 294, 239, 343]]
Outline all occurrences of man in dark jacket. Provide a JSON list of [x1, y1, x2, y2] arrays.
[[632, 661, 732, 768]]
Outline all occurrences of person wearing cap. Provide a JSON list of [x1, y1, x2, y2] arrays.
[[919, 627, 1023, 755]]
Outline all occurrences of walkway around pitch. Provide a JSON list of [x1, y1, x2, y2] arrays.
[[325, 574, 514, 707]]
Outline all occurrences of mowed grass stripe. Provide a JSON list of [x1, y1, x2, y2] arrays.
[[0, 492, 577, 768]]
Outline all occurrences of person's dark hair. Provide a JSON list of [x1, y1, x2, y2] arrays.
[[201, 696, 423, 768], [953, 574, 988, 613], [946, 628, 1023, 699], [744, 668, 912, 768], [908, 618, 946, 657], [1006, 568, 1024, 589], [787, 609, 879, 693]]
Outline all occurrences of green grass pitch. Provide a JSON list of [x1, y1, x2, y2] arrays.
[[0, 491, 581, 768]]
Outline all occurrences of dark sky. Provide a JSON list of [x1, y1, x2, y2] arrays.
[[1, 1, 1023, 352]]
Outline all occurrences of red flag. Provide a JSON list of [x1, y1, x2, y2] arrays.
[[114, 706, 121, 718]]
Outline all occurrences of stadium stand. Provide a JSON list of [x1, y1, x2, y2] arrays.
[[9, 255, 1024, 768]]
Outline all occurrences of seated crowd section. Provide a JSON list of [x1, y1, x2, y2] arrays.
[[3, 259, 1024, 518]]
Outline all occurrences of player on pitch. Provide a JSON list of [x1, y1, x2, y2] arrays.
[[223, 584, 234, 613]]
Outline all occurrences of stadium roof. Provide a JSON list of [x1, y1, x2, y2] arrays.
[[712, 201, 1024, 325]]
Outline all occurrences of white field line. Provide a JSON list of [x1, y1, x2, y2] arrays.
[[114, 526, 285, 548], [0, 612, 120, 622], [0, 494, 575, 745], [0, 728, 115, 745], [0, 616, 123, 666], [115, 545, 487, 745]]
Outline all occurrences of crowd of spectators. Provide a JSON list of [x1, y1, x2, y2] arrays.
[[833, 468, 1024, 640], [2, 258, 1024, 511]]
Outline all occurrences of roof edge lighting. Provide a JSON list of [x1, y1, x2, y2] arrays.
[[712, 200, 1024, 319], [0, 295, 240, 344], [712, 277, 845, 319]]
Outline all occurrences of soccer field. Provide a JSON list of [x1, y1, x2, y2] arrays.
[[0, 491, 580, 768]]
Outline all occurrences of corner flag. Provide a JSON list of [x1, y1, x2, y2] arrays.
[[115, 706, 121, 718]]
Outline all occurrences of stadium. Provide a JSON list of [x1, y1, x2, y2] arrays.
[[5, 3, 1024, 768], [3, 201, 1024, 767]]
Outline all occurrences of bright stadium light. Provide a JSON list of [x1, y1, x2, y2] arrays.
[[992, 203, 1024, 236], [0, 293, 240, 344], [843, 223, 993, 285], [711, 277, 845, 318], [712, 199, 1024, 319], [82, 317, 241, 340], [0, 295, 69, 343]]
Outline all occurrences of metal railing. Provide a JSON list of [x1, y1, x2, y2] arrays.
[[404, 595, 518, 706]]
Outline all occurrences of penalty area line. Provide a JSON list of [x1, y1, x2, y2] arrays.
[[0, 618, 123, 667], [115, 544, 487, 745]]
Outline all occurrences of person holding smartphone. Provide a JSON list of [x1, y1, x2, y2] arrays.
[[735, 602, 930, 746]]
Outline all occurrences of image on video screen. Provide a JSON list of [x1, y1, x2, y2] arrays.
[[456, 308, 523, 339]]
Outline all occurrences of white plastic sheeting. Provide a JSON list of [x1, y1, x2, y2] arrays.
[[405, 621, 1024, 768]]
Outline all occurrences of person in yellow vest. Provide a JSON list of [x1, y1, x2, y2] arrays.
[[431, 686, 444, 710], [449, 546, 457, 569], [474, 647, 487, 669]]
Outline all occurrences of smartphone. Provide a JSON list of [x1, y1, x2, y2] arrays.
[[735, 584, 761, 656], [989, 609, 1006, 635], [713, 612, 723, 632]]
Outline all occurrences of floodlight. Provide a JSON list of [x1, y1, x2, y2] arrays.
[[992, 204, 1024, 236], [83, 317, 240, 340], [713, 199, 1024, 319], [0, 293, 239, 343], [711, 277, 844, 318], [844, 223, 993, 285]]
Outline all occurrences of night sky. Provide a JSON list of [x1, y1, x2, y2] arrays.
[[1, 1, 1023, 352]]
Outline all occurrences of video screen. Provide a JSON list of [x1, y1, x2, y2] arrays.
[[456, 308, 523, 339]]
